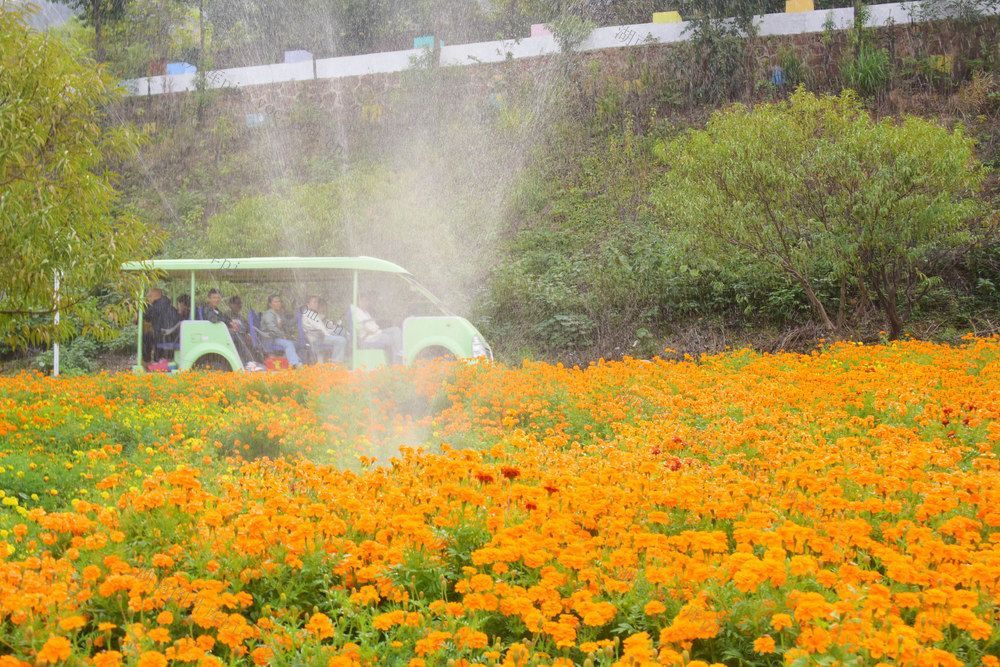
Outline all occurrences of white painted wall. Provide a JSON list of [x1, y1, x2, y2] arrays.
[[120, 2, 999, 97], [757, 7, 854, 35], [316, 50, 421, 78], [440, 36, 559, 66], [214, 61, 315, 88], [868, 0, 1000, 26], [869, 2, 922, 25]]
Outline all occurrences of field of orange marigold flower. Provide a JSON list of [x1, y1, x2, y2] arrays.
[[1, 338, 999, 666]]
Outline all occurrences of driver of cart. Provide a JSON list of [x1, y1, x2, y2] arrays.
[[352, 291, 404, 365]]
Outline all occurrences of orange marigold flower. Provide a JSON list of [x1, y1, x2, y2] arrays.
[[305, 613, 336, 640], [771, 613, 794, 631], [147, 628, 171, 643], [327, 659, 356, 667], [622, 631, 651, 655], [918, 649, 963, 667], [753, 635, 776, 653], [58, 615, 87, 632], [500, 466, 521, 480], [581, 601, 617, 626], [797, 626, 830, 654], [658, 649, 684, 664], [373, 611, 400, 630], [455, 626, 489, 649], [151, 553, 174, 568], [793, 592, 832, 623], [542, 621, 577, 648], [136, 651, 167, 667], [469, 574, 494, 592], [644, 600, 666, 616], [250, 646, 274, 665], [349, 585, 379, 605], [92, 651, 123, 667], [156, 611, 173, 626], [37, 636, 72, 663]]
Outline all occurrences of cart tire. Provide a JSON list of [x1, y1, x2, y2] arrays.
[[193, 354, 233, 372]]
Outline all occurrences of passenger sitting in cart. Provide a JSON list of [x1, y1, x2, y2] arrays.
[[302, 295, 347, 363], [260, 295, 304, 368], [204, 288, 255, 365], [228, 295, 248, 335]]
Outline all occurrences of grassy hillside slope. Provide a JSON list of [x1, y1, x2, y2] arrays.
[[114, 18, 1000, 363]]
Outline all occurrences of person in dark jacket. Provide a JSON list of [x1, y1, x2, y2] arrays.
[[176, 294, 191, 320], [204, 288, 254, 365], [142, 288, 181, 363]]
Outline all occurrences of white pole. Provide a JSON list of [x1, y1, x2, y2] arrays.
[[53, 272, 60, 378]]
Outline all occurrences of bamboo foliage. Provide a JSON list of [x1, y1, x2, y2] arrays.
[[0, 3, 158, 349]]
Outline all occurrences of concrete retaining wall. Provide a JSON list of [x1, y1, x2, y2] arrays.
[[121, 1, 998, 97]]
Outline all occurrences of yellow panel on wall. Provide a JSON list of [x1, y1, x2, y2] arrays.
[[785, 0, 814, 12], [652, 11, 681, 23], [929, 55, 952, 73]]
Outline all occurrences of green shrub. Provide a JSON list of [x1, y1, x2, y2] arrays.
[[843, 44, 892, 97], [33, 337, 100, 376]]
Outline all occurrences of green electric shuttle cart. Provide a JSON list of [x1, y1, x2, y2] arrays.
[[122, 256, 492, 372]]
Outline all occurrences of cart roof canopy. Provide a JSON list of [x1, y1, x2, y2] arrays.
[[122, 256, 410, 283]]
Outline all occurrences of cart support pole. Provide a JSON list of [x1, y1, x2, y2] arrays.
[[53, 272, 60, 378]]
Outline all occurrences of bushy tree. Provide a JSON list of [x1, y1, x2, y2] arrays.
[[54, 0, 129, 61], [102, 0, 202, 77], [653, 88, 986, 339], [204, 0, 491, 66], [0, 3, 157, 348]]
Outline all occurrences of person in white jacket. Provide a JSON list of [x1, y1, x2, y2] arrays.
[[352, 292, 403, 365], [302, 296, 346, 363]]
